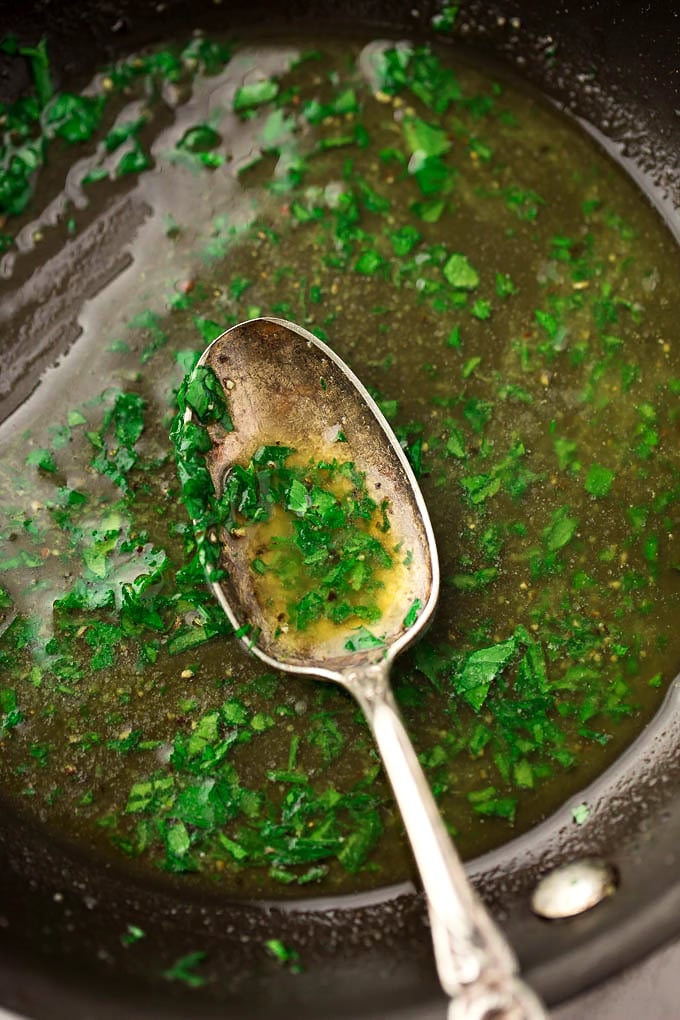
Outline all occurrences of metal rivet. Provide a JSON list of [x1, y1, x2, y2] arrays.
[[530, 858, 618, 919]]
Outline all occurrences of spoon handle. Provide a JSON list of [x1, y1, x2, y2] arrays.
[[345, 660, 547, 1020]]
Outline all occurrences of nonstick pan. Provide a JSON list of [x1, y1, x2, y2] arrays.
[[0, 1, 678, 1017]]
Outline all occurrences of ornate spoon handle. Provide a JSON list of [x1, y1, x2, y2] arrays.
[[344, 661, 547, 1020]]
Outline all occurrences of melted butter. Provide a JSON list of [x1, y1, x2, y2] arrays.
[[222, 445, 415, 660]]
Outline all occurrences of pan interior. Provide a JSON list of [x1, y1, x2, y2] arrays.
[[0, 6, 678, 1016]]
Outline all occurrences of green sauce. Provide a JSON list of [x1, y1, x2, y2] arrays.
[[0, 31, 677, 897]]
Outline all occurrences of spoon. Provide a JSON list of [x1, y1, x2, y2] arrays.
[[180, 316, 547, 1020]]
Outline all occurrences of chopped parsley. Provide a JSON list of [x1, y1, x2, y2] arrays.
[[162, 951, 210, 988], [221, 449, 395, 634], [0, 30, 676, 898]]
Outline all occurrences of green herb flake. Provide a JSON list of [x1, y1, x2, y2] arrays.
[[162, 951, 209, 989], [354, 249, 384, 275], [287, 479, 309, 515], [572, 802, 590, 825], [389, 225, 421, 256], [45, 93, 103, 143], [403, 598, 422, 628], [554, 436, 578, 471], [471, 299, 491, 321], [0, 689, 24, 734], [460, 472, 500, 505], [443, 253, 480, 290], [182, 365, 233, 431], [585, 464, 615, 498], [542, 506, 579, 553], [265, 939, 302, 972], [495, 272, 516, 298], [25, 449, 57, 473], [432, 4, 460, 32], [121, 924, 145, 947], [412, 198, 446, 222], [446, 325, 462, 349], [234, 79, 279, 112], [178, 124, 221, 152], [445, 427, 466, 458], [462, 356, 481, 378], [344, 627, 386, 652], [467, 786, 517, 821], [402, 116, 451, 159], [116, 143, 151, 177], [104, 117, 146, 152], [453, 636, 517, 711], [448, 567, 498, 592]]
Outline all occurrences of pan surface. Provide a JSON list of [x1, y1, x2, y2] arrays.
[[0, 1, 678, 1017]]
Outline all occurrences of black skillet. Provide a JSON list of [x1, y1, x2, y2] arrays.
[[0, 1, 678, 1017]]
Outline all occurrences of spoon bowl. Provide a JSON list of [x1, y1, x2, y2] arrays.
[[196, 315, 437, 676], [177, 316, 547, 1020]]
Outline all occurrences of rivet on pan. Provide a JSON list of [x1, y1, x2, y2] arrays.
[[530, 858, 618, 919]]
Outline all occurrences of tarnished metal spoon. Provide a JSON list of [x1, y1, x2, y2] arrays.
[[183, 316, 546, 1020]]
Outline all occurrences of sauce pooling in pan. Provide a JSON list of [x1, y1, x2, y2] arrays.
[[0, 34, 678, 896]]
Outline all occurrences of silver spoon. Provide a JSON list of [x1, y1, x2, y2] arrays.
[[181, 316, 547, 1020]]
